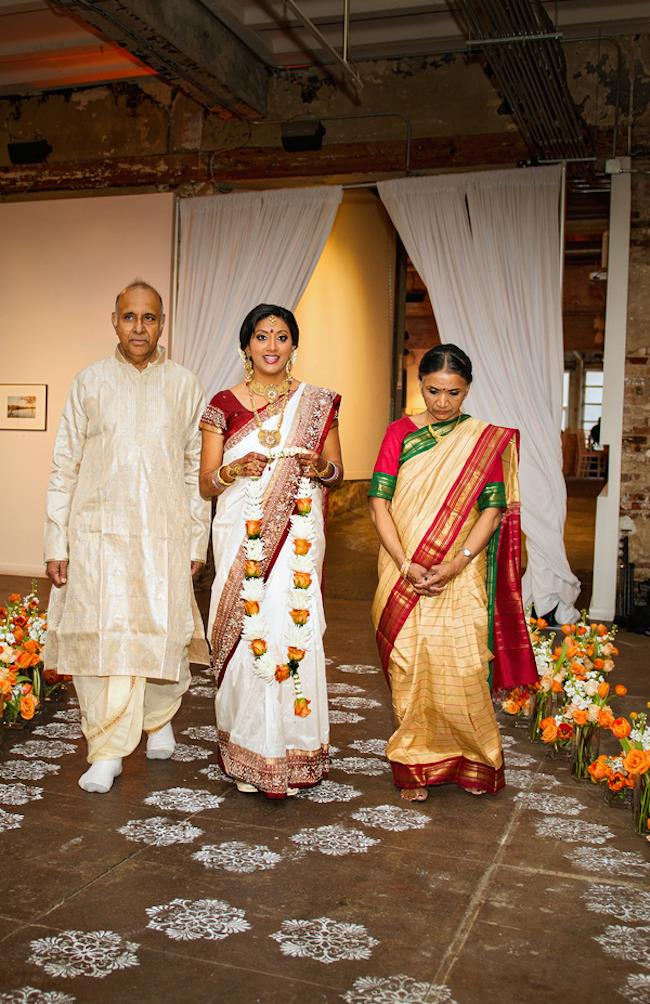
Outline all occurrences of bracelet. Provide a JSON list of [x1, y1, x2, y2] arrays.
[[318, 461, 340, 486], [399, 557, 411, 580], [211, 465, 235, 490]]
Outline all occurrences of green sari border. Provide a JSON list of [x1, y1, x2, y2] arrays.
[[485, 524, 501, 691], [369, 471, 397, 500], [399, 413, 472, 467]]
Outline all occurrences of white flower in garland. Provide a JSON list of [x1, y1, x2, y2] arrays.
[[240, 578, 264, 602]]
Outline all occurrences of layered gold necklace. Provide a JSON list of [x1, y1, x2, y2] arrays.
[[248, 377, 292, 447], [427, 413, 462, 443]]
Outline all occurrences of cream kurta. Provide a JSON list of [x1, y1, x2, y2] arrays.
[[44, 347, 210, 680]]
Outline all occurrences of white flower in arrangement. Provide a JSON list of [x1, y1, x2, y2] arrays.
[[296, 476, 312, 495], [244, 501, 264, 521], [241, 613, 266, 640], [285, 621, 312, 648], [587, 704, 601, 723], [244, 538, 265, 561], [288, 588, 312, 609], [584, 678, 599, 697], [289, 554, 313, 573], [251, 651, 276, 682], [241, 578, 265, 602], [289, 514, 316, 540], [265, 447, 309, 460]]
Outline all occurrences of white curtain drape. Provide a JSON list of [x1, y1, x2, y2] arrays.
[[378, 166, 580, 622], [173, 186, 343, 397]]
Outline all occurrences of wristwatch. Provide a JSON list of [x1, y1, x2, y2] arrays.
[[461, 547, 473, 559]]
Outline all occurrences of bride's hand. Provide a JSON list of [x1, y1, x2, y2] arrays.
[[225, 452, 268, 479], [297, 450, 331, 479]]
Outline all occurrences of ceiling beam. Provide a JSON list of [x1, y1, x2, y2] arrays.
[[52, 0, 269, 117]]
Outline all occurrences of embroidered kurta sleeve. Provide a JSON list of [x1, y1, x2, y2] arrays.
[[43, 376, 88, 562], [478, 454, 507, 510], [369, 422, 403, 501], [187, 383, 212, 562]]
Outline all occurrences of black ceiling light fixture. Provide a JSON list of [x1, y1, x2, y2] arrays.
[[8, 139, 53, 165], [280, 118, 326, 152]]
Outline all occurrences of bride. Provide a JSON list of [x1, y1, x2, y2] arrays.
[[199, 304, 343, 798]]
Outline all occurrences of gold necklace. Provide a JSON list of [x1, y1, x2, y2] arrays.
[[248, 382, 291, 448], [249, 376, 289, 404], [427, 413, 462, 443]]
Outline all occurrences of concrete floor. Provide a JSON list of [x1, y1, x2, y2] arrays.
[[0, 501, 649, 1004]]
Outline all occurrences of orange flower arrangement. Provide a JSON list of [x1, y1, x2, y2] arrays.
[[1, 585, 51, 725]]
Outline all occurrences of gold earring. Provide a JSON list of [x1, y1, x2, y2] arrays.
[[286, 348, 297, 378], [238, 347, 254, 383]]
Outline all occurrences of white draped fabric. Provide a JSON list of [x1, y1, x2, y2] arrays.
[[378, 167, 580, 622], [173, 186, 343, 397]]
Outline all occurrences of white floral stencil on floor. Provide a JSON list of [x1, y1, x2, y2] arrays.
[[0, 989, 76, 1003], [567, 846, 650, 878], [594, 925, 650, 968], [181, 725, 219, 743], [33, 722, 82, 741], [171, 743, 212, 762], [341, 974, 457, 1003], [584, 884, 650, 923], [144, 787, 224, 813], [339, 664, 380, 675], [328, 683, 365, 696], [348, 739, 387, 757], [505, 751, 538, 768], [295, 780, 362, 803], [506, 769, 561, 790], [146, 898, 250, 941], [330, 756, 391, 776], [198, 764, 234, 784], [514, 792, 586, 816], [0, 760, 60, 781], [118, 816, 203, 846], [351, 805, 430, 832], [53, 708, 81, 722], [532, 815, 614, 844], [620, 973, 650, 1004], [270, 917, 379, 964], [28, 930, 139, 979], [188, 685, 216, 699], [499, 733, 517, 747], [0, 782, 43, 806], [10, 740, 76, 759], [330, 696, 381, 710], [329, 710, 365, 725], [192, 840, 282, 873], [290, 824, 379, 856], [0, 808, 23, 832]]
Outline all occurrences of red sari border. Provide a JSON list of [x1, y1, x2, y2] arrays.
[[391, 755, 505, 795]]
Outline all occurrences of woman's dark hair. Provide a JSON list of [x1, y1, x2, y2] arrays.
[[239, 304, 299, 351], [418, 343, 473, 384]]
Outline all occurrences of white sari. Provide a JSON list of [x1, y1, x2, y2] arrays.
[[204, 382, 339, 797]]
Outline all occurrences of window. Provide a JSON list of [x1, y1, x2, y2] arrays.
[[582, 370, 604, 435], [561, 371, 570, 431]]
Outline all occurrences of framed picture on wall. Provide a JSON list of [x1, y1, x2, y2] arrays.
[[0, 384, 48, 431]]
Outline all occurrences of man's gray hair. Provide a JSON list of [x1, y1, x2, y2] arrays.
[[115, 279, 164, 314]]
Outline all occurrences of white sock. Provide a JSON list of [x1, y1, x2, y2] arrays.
[[79, 758, 122, 794], [146, 721, 176, 760]]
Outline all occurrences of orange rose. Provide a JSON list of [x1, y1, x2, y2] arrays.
[[557, 722, 574, 741], [536, 618, 548, 629], [8, 593, 21, 603], [611, 646, 619, 656], [608, 772, 626, 792], [275, 664, 290, 682], [19, 694, 37, 720], [23, 640, 39, 654], [245, 519, 262, 539], [290, 608, 310, 626], [293, 538, 312, 556], [541, 722, 558, 743], [0, 679, 12, 696], [611, 717, 632, 739], [596, 623, 608, 636], [295, 498, 312, 515], [293, 571, 312, 590], [502, 699, 522, 715], [244, 560, 261, 578], [540, 716, 556, 730], [593, 658, 605, 671], [561, 624, 574, 635], [597, 681, 610, 699], [585, 645, 594, 657], [588, 756, 611, 782], [13, 627, 24, 643], [287, 646, 305, 663], [623, 749, 650, 776], [598, 707, 615, 728], [572, 708, 588, 726], [16, 649, 40, 669], [250, 639, 267, 657], [576, 625, 587, 636], [551, 679, 564, 694], [294, 697, 311, 718], [243, 599, 260, 616], [614, 684, 628, 696]]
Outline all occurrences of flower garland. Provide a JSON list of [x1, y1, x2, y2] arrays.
[[240, 454, 315, 718]]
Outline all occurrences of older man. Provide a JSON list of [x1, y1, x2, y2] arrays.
[[44, 280, 210, 793]]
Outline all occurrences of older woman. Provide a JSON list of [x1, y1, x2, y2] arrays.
[[369, 344, 536, 801], [199, 304, 342, 798]]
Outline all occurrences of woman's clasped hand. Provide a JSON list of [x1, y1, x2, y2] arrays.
[[407, 561, 456, 596]]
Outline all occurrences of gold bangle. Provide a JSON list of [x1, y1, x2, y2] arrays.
[[399, 557, 411, 580], [212, 465, 235, 489]]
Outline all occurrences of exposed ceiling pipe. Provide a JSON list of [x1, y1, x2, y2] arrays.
[[282, 0, 362, 89]]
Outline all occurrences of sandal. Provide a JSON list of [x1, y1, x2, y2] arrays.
[[400, 787, 429, 802]]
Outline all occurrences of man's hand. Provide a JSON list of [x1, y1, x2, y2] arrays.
[[191, 561, 204, 577], [46, 560, 69, 588]]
